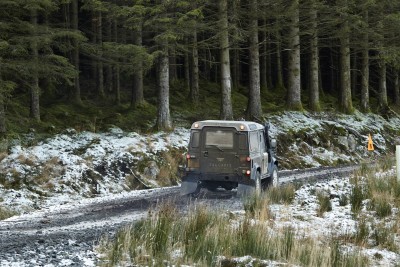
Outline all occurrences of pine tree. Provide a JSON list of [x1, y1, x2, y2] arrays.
[[337, 0, 353, 114], [286, 0, 302, 110], [360, 8, 370, 112], [1, 0, 76, 126], [71, 0, 82, 105], [246, 0, 262, 120], [219, 0, 233, 120], [308, 0, 321, 112]]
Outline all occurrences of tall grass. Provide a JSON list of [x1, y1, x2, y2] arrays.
[[99, 159, 400, 266], [346, 159, 400, 253], [242, 193, 273, 221], [0, 205, 16, 220], [98, 202, 368, 267], [372, 222, 398, 252], [266, 183, 295, 204], [350, 182, 364, 214], [317, 192, 332, 217]]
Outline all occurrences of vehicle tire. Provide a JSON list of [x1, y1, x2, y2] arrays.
[[204, 182, 219, 192], [268, 165, 278, 188], [190, 185, 201, 198], [255, 171, 262, 195]]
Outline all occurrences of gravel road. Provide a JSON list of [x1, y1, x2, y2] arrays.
[[0, 165, 358, 266]]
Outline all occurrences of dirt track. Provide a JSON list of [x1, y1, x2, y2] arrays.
[[0, 165, 358, 266]]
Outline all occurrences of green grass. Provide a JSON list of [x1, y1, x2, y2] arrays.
[[317, 192, 332, 217], [265, 184, 296, 204], [98, 201, 368, 267], [0, 205, 16, 220]]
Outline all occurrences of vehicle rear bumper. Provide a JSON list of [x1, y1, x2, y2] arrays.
[[182, 172, 253, 185]]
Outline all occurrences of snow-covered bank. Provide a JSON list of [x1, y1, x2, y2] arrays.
[[1, 111, 400, 215], [0, 110, 400, 266], [0, 128, 189, 214]]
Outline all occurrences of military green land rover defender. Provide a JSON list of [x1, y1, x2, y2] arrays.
[[180, 120, 278, 196]]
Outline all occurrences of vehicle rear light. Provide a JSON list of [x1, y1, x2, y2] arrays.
[[186, 154, 196, 159], [240, 156, 252, 164], [246, 170, 251, 176]]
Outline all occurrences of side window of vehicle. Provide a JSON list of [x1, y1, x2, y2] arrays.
[[249, 132, 259, 153], [190, 132, 200, 148], [259, 131, 265, 152]]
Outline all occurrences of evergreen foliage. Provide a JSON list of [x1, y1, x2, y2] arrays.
[[1, 0, 400, 134]]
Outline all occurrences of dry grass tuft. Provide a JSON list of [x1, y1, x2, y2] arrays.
[[0, 205, 16, 220], [156, 148, 185, 186], [0, 152, 7, 162], [98, 203, 368, 267]]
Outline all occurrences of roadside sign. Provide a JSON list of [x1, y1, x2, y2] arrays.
[[368, 134, 374, 151]]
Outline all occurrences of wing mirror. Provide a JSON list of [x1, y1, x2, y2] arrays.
[[271, 138, 277, 148]]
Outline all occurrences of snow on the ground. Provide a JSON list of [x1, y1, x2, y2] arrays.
[[233, 174, 400, 266], [1, 111, 400, 266], [0, 127, 189, 214]]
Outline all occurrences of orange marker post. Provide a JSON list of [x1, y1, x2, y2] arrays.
[[368, 134, 374, 151]]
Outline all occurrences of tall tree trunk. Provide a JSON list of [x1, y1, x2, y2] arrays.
[[105, 16, 113, 94], [267, 32, 273, 90], [97, 11, 105, 99], [339, 2, 353, 114], [91, 11, 97, 91], [378, 57, 388, 109], [202, 48, 210, 81], [113, 19, 121, 105], [309, 0, 320, 111], [232, 48, 240, 90], [329, 46, 337, 94], [71, 0, 82, 104], [360, 12, 369, 112], [260, 20, 268, 91], [0, 95, 5, 135], [351, 52, 357, 98], [131, 24, 144, 107], [276, 29, 284, 89], [190, 29, 199, 104], [219, 0, 233, 120], [184, 38, 190, 94], [156, 49, 172, 130], [231, 0, 240, 90], [0, 66, 5, 134], [169, 47, 177, 82], [395, 70, 400, 106], [246, 0, 262, 120], [287, 0, 302, 110], [30, 8, 40, 122]]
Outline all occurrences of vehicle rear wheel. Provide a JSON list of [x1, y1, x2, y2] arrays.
[[255, 171, 262, 195], [190, 185, 201, 198], [204, 182, 219, 192], [268, 165, 278, 188]]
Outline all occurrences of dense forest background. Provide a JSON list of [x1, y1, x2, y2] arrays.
[[1, 0, 400, 136]]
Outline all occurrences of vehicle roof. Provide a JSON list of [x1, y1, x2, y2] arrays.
[[190, 120, 264, 131]]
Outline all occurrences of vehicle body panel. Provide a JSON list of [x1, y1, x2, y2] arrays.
[[181, 120, 278, 195]]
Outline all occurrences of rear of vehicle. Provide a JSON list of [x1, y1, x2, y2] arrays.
[[181, 120, 260, 195]]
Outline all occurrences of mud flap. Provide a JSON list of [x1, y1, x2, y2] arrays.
[[180, 174, 201, 196], [237, 183, 255, 197], [180, 181, 200, 195]]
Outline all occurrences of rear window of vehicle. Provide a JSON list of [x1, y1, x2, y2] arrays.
[[205, 129, 234, 149], [238, 134, 248, 150]]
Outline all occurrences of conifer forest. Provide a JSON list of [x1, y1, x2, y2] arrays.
[[1, 0, 400, 134]]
